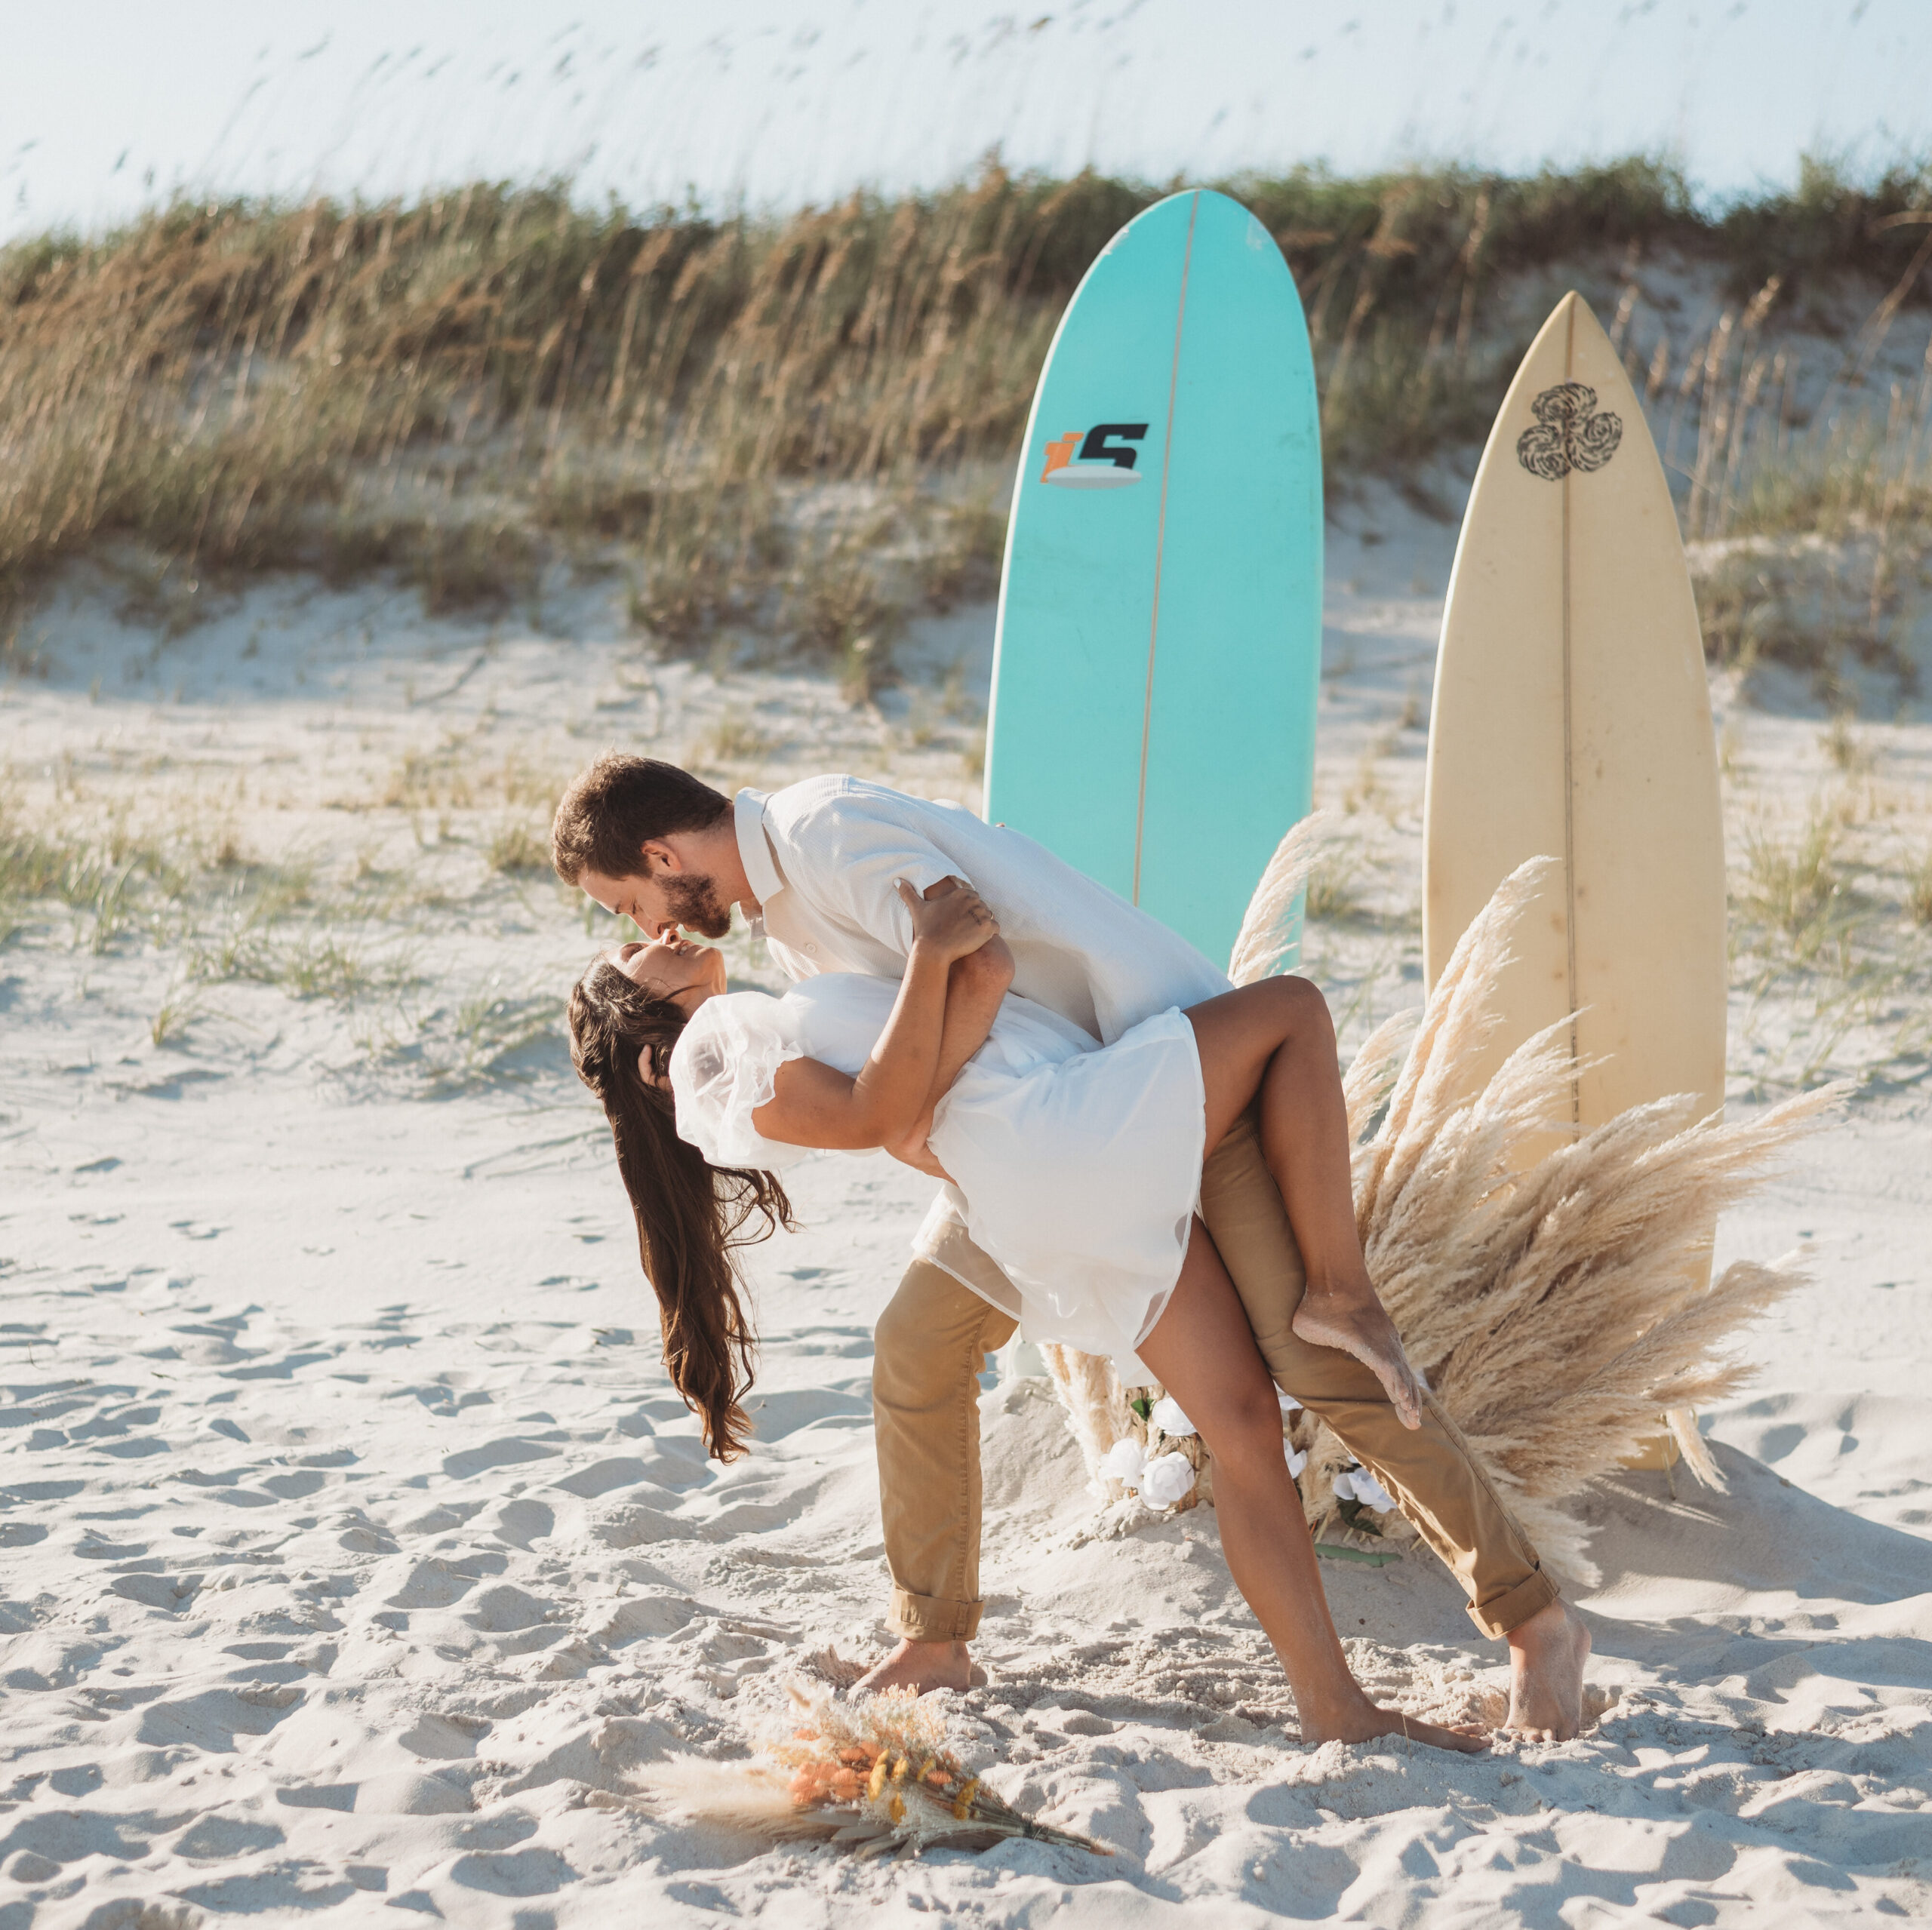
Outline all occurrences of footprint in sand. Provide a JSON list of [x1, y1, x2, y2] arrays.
[[440, 1437, 565, 1481], [486, 1497, 555, 1548]]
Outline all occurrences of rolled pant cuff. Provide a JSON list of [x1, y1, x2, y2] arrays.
[[1466, 1563, 1560, 1639], [890, 1586, 982, 1643]]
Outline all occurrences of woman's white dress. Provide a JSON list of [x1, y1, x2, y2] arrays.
[[669, 976, 1205, 1374]]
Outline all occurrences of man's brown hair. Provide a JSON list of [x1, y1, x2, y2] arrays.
[[551, 754, 731, 884]]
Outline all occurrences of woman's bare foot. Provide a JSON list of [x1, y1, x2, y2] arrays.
[[1290, 1279, 1425, 1428], [1303, 1695, 1490, 1754], [1504, 1597, 1592, 1740], [853, 1638, 975, 1696]]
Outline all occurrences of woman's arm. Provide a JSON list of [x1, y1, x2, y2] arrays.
[[929, 938, 1017, 1106], [881, 937, 1014, 1172], [750, 881, 998, 1153]]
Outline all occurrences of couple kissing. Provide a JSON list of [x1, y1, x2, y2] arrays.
[[556, 754, 1592, 1748]]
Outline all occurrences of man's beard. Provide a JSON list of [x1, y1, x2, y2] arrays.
[[662, 871, 733, 940]]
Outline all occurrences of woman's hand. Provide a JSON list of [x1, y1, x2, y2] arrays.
[[897, 874, 998, 963]]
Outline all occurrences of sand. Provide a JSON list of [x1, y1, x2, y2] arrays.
[[2, 513, 1929, 1925]]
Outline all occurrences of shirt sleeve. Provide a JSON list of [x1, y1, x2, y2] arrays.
[[786, 799, 966, 962], [668, 993, 811, 1171]]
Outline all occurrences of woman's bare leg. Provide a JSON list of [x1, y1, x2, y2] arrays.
[[1186, 978, 1423, 1427], [1139, 1222, 1484, 1753]]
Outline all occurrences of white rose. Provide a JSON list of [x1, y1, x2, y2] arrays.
[[1352, 1468, 1396, 1513], [1098, 1437, 1146, 1486], [1335, 1464, 1395, 1512], [1285, 1445, 1308, 1478], [1149, 1395, 1195, 1438], [1140, 1452, 1198, 1508]]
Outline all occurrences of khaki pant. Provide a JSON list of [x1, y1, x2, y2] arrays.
[[872, 1111, 1557, 1643]]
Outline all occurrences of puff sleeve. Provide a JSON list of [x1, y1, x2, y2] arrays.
[[667, 992, 810, 1171]]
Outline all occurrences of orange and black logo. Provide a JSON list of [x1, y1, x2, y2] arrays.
[[1039, 423, 1149, 490]]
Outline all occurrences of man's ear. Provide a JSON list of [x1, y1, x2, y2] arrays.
[[638, 837, 683, 877]]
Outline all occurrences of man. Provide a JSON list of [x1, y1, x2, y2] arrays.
[[552, 754, 1592, 1738]]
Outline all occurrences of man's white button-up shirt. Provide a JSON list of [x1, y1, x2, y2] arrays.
[[732, 776, 1228, 1045]]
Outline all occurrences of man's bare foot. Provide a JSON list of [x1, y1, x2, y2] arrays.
[[1302, 1697, 1489, 1754], [1505, 1597, 1592, 1740], [853, 1638, 974, 1697], [1291, 1280, 1425, 1428]]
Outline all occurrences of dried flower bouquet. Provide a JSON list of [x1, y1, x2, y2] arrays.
[[620, 1686, 1109, 1861]]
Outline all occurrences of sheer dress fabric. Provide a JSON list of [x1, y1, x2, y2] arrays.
[[667, 974, 1206, 1375], [667, 992, 808, 1171]]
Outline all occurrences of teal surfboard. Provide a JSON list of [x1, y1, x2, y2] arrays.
[[984, 188, 1322, 968]]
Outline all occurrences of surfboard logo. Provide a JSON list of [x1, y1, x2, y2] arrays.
[[1515, 382, 1623, 481], [1040, 423, 1149, 489]]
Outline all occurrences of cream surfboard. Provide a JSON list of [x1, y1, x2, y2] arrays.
[[1423, 292, 1725, 1160]]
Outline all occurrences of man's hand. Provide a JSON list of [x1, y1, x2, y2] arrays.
[[881, 1122, 948, 1178]]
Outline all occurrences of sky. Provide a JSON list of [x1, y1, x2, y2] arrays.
[[2, 0, 1927, 243]]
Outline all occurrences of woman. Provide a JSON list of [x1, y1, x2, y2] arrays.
[[569, 880, 1483, 1754]]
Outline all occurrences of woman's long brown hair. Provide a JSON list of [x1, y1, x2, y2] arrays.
[[568, 957, 792, 1459]]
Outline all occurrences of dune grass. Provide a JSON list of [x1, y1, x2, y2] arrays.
[[485, 821, 552, 876], [1692, 390, 1932, 704], [1908, 845, 1932, 927], [696, 709, 777, 769], [0, 783, 575, 1086], [1303, 847, 1365, 924], [1672, 201, 1932, 705], [5, 156, 1930, 685], [1740, 807, 1844, 943], [0, 171, 1073, 661], [1723, 782, 1932, 1092]]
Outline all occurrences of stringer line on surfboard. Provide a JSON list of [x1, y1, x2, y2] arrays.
[[1560, 297, 1581, 1126], [1131, 189, 1200, 907]]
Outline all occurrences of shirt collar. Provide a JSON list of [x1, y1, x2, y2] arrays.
[[734, 788, 786, 918]]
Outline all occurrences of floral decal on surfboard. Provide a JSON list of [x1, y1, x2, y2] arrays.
[[1040, 423, 1148, 489], [1515, 382, 1623, 481]]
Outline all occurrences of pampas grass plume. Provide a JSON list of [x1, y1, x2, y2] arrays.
[[1335, 856, 1841, 1571], [1228, 811, 1331, 988], [1045, 838, 1840, 1577]]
